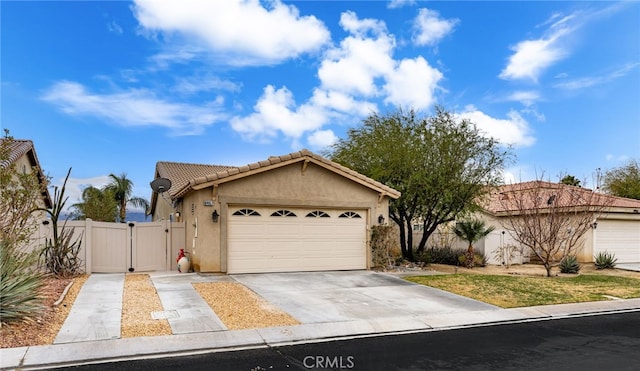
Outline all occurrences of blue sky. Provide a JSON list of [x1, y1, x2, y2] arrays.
[[2, 0, 639, 210]]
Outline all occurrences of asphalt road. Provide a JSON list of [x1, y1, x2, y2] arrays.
[[58, 311, 640, 371]]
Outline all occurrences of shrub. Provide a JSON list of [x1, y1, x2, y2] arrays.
[[594, 251, 618, 269], [559, 255, 581, 274], [427, 246, 466, 266], [0, 240, 45, 323], [371, 225, 398, 268]]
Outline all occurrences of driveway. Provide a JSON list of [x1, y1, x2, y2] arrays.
[[232, 271, 498, 324]]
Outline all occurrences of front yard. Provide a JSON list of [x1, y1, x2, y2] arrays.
[[406, 264, 640, 308]]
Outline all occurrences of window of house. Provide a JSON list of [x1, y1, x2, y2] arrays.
[[338, 211, 361, 219], [271, 209, 296, 217], [233, 208, 261, 216], [306, 210, 330, 218]]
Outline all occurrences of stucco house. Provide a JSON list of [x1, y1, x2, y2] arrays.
[[0, 138, 52, 210], [149, 149, 400, 274], [477, 181, 640, 265]]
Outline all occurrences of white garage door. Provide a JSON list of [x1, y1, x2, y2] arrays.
[[228, 207, 367, 273], [594, 220, 640, 263]]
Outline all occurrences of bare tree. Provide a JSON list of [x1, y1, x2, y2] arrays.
[[497, 180, 611, 277]]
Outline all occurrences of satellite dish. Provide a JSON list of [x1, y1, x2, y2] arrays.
[[150, 178, 172, 193]]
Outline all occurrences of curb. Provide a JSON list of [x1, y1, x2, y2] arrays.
[[3, 304, 639, 370]]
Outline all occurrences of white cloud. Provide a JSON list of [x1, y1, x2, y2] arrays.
[[412, 8, 459, 46], [107, 20, 123, 35], [307, 129, 338, 149], [388, 0, 416, 9], [501, 90, 541, 107], [173, 75, 241, 95], [133, 0, 330, 66], [499, 34, 568, 82], [457, 106, 535, 147], [229, 85, 327, 142], [499, 11, 579, 82], [383, 56, 443, 109], [229, 10, 445, 144], [318, 11, 395, 96], [553, 62, 640, 90], [605, 154, 629, 162], [42, 81, 226, 135]]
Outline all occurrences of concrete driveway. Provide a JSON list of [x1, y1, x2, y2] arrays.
[[232, 271, 497, 324]]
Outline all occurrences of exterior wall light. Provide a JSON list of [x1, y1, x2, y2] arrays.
[[592, 222, 598, 229], [378, 214, 385, 225], [212, 210, 219, 223]]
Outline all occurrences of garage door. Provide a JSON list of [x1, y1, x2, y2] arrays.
[[227, 207, 367, 273], [594, 220, 640, 263]]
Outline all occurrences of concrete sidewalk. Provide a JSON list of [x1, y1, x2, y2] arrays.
[[2, 272, 640, 370]]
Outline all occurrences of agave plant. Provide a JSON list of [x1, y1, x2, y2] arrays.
[[0, 240, 45, 323], [559, 255, 581, 274], [594, 251, 618, 269]]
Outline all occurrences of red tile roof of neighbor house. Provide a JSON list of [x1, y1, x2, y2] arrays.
[[483, 180, 640, 215], [0, 138, 53, 208], [153, 149, 401, 201]]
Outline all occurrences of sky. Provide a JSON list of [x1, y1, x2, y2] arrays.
[[2, 0, 639, 211]]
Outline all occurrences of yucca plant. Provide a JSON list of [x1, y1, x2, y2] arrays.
[[0, 240, 45, 323], [594, 251, 618, 269], [38, 168, 84, 277], [559, 255, 581, 274]]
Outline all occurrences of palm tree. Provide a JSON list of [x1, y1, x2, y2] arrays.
[[104, 173, 149, 223], [452, 218, 495, 268], [70, 186, 118, 222]]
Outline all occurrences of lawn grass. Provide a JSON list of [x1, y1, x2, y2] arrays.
[[405, 274, 640, 308]]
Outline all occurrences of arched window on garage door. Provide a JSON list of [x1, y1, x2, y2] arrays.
[[339, 211, 361, 218], [233, 208, 261, 216], [271, 209, 296, 217], [306, 210, 330, 218]]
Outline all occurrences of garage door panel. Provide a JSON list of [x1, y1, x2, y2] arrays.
[[228, 207, 367, 273], [595, 220, 640, 263]]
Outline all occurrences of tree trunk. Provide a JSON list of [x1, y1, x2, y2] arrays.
[[465, 242, 474, 268]]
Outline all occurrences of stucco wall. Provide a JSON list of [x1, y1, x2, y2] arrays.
[[181, 161, 391, 272]]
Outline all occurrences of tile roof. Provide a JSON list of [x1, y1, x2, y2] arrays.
[[0, 138, 53, 208], [1, 139, 35, 168], [483, 180, 640, 214], [151, 149, 401, 204], [154, 161, 236, 198]]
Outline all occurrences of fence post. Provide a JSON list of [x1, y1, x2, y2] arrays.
[[84, 218, 93, 274], [165, 219, 172, 271]]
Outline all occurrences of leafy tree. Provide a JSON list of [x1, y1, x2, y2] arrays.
[[499, 180, 610, 277], [602, 159, 640, 200], [560, 174, 581, 187], [70, 186, 118, 222], [0, 130, 46, 323], [104, 173, 150, 223], [452, 219, 495, 268], [330, 106, 511, 260]]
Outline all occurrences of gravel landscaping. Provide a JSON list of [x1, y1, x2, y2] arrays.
[[0, 275, 88, 348], [121, 274, 172, 338], [193, 282, 300, 330]]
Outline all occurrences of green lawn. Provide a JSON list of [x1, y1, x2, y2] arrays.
[[406, 274, 640, 308]]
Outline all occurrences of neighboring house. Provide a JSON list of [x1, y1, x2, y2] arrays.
[[478, 181, 640, 265], [149, 149, 401, 274], [0, 138, 52, 211]]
